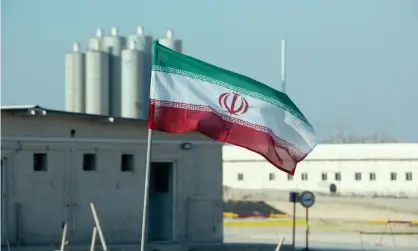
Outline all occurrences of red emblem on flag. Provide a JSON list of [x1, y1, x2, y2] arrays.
[[218, 92, 249, 115]]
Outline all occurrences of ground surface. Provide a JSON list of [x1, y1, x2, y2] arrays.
[[223, 188, 418, 221], [223, 188, 418, 250], [224, 224, 418, 251]]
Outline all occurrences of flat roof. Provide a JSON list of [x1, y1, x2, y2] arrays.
[[1, 105, 147, 124], [223, 143, 418, 161], [4, 105, 417, 160]]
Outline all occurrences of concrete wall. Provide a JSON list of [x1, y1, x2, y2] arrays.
[[223, 144, 418, 197], [1, 111, 223, 247]]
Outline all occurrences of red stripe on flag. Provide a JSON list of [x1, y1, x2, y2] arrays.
[[148, 101, 304, 175]]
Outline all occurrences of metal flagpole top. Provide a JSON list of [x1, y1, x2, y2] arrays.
[[281, 39, 286, 94]]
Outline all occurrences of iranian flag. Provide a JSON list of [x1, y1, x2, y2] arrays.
[[148, 41, 316, 174]]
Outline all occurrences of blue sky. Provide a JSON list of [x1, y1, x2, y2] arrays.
[[2, 0, 418, 142]]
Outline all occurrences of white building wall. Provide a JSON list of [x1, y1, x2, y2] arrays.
[[223, 144, 418, 197], [1, 110, 223, 247]]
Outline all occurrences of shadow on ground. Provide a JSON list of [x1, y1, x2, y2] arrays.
[[223, 200, 287, 217]]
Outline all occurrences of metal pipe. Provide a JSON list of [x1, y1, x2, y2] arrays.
[[90, 203, 108, 251], [90, 227, 97, 251]]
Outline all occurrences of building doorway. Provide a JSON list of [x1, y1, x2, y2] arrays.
[[1, 158, 6, 246], [148, 162, 175, 242]]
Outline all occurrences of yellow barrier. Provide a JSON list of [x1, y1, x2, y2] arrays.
[[224, 220, 306, 227], [224, 213, 418, 226], [223, 212, 238, 218]]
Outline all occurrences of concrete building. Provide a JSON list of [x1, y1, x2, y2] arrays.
[[1, 105, 223, 249], [223, 143, 418, 197]]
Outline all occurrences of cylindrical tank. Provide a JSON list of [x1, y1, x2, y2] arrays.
[[158, 29, 182, 52], [127, 26, 153, 53], [65, 42, 86, 113], [88, 28, 104, 52], [102, 26, 127, 117], [121, 40, 144, 119], [85, 40, 110, 115], [127, 25, 153, 119]]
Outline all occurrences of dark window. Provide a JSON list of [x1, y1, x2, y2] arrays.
[[269, 173, 275, 181], [406, 172, 412, 181], [321, 173, 327, 181], [151, 162, 171, 193], [355, 172, 362, 181], [287, 174, 293, 181], [369, 172, 376, 181], [83, 154, 97, 171], [301, 173, 308, 181], [335, 172, 341, 181], [121, 154, 134, 172], [33, 153, 47, 171], [237, 173, 244, 181], [390, 172, 397, 181]]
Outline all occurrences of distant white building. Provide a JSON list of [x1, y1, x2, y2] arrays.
[[223, 143, 418, 197]]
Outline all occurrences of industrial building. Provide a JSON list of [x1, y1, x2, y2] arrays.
[[65, 26, 181, 119], [1, 26, 223, 249], [5, 23, 417, 251], [1, 105, 223, 248], [223, 143, 418, 197]]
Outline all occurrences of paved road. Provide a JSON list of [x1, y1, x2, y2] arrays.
[[224, 226, 418, 251]]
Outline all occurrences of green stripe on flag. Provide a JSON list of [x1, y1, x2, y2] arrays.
[[152, 40, 313, 128]]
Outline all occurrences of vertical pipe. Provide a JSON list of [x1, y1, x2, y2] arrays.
[[281, 39, 287, 93]]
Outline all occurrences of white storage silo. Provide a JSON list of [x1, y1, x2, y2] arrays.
[[158, 29, 182, 52], [85, 40, 110, 115], [102, 26, 127, 53], [127, 26, 153, 54], [127, 25, 153, 119], [65, 42, 85, 113], [88, 28, 104, 52], [103, 26, 127, 117], [121, 40, 144, 119]]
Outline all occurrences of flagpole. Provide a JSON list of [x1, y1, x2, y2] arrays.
[[282, 39, 295, 248], [281, 39, 287, 93], [140, 128, 153, 251]]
